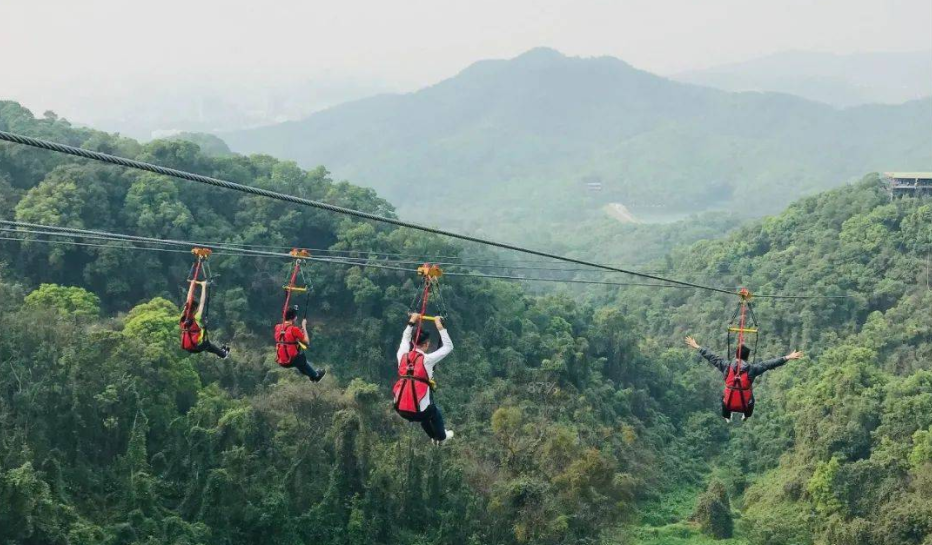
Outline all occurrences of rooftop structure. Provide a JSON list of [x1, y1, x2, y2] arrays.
[[883, 172, 932, 198]]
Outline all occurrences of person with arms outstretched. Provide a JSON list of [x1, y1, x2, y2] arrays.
[[685, 335, 801, 421], [180, 280, 230, 359], [275, 307, 326, 382], [393, 313, 454, 444]]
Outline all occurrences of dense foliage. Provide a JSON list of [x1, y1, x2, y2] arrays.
[[2, 100, 931, 545], [0, 101, 687, 545], [610, 175, 932, 544]]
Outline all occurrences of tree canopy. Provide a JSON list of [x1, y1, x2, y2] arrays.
[[1, 100, 931, 544]]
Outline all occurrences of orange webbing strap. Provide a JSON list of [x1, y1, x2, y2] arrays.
[[282, 260, 301, 322], [281, 249, 310, 322], [732, 289, 751, 414], [184, 255, 207, 317], [412, 263, 443, 346], [413, 273, 432, 347]]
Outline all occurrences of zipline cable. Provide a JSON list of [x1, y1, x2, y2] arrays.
[[0, 220, 849, 298], [0, 131, 737, 296], [2, 224, 680, 277], [0, 235, 198, 254], [0, 227, 850, 297], [0, 222, 697, 289]]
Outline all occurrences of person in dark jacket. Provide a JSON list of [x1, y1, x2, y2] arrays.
[[685, 335, 802, 421]]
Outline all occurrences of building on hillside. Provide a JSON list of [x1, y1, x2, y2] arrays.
[[883, 172, 932, 198], [582, 175, 603, 193]]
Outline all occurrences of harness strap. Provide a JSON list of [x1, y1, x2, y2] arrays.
[[399, 375, 436, 387]]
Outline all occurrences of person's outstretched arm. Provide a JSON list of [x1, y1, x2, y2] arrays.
[[685, 336, 728, 373], [196, 282, 208, 317], [184, 278, 198, 309], [750, 350, 802, 379], [397, 313, 416, 363], [426, 317, 453, 365]]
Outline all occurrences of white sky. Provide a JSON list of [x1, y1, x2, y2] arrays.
[[1, 0, 930, 123]]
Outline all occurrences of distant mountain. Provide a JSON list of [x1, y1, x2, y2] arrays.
[[30, 76, 397, 142], [164, 132, 234, 158], [223, 48, 932, 233], [675, 50, 932, 107]]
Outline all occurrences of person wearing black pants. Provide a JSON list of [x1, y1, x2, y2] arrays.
[[685, 335, 801, 421], [418, 404, 447, 441], [395, 314, 454, 443], [285, 351, 321, 381], [275, 307, 326, 382], [180, 281, 230, 359]]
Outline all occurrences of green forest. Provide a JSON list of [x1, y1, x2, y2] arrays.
[[1, 100, 931, 545]]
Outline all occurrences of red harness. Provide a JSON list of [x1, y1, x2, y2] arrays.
[[723, 363, 753, 413], [393, 350, 432, 418], [180, 308, 202, 351], [274, 323, 303, 365]]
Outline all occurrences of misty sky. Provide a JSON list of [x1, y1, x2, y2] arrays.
[[2, 0, 930, 133]]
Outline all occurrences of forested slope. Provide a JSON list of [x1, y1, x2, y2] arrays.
[[613, 175, 932, 544], [2, 101, 931, 545], [0, 101, 692, 545]]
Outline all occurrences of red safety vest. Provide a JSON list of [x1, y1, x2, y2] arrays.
[[180, 309, 202, 351], [393, 350, 432, 418], [723, 363, 753, 413], [275, 323, 304, 365]]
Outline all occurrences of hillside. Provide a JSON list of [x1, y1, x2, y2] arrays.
[[0, 100, 690, 545], [675, 50, 932, 108], [223, 48, 932, 235], [1, 101, 931, 545], [611, 174, 932, 544]]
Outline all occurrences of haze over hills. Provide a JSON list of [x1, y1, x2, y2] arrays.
[[223, 48, 932, 235], [37, 76, 398, 142], [674, 50, 932, 108]]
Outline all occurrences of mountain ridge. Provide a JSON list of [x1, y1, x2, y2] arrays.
[[674, 49, 932, 107], [222, 48, 931, 234]]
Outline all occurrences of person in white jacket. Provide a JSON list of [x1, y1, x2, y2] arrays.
[[396, 313, 454, 443]]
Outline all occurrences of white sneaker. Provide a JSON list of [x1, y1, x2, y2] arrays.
[[741, 414, 748, 422], [723, 416, 731, 423], [442, 430, 454, 442]]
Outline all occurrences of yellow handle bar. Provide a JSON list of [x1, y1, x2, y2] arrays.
[[283, 285, 309, 293]]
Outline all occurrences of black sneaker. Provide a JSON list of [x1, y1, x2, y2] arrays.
[[311, 369, 327, 382]]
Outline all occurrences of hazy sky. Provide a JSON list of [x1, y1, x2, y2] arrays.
[[2, 0, 929, 129]]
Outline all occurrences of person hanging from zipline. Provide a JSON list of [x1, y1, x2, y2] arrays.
[[180, 248, 230, 359], [394, 312, 454, 444], [274, 306, 326, 382], [274, 248, 325, 383], [684, 335, 801, 421]]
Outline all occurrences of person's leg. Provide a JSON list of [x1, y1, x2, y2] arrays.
[[721, 400, 732, 421], [744, 398, 755, 419], [429, 404, 447, 441], [198, 339, 227, 358], [419, 406, 438, 440], [292, 353, 321, 381]]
